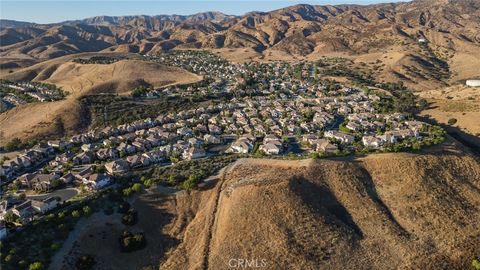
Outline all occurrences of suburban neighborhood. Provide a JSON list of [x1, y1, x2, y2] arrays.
[[0, 51, 444, 245], [0, 81, 67, 113]]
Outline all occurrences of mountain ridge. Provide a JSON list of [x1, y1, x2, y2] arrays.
[[1, 1, 479, 90]]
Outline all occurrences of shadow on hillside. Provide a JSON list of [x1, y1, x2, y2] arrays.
[[289, 175, 364, 239], [132, 191, 182, 269], [355, 165, 411, 239]]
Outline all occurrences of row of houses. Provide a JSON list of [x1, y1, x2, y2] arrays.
[[0, 195, 58, 224], [1, 144, 55, 181]]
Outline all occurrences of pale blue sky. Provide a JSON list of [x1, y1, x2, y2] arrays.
[[1, 0, 406, 24]]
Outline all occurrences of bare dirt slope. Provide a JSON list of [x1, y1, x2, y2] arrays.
[[56, 140, 480, 270], [41, 59, 200, 95], [0, 53, 200, 144]]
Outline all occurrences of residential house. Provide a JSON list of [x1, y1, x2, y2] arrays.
[[74, 166, 94, 183], [19, 173, 58, 192], [204, 134, 221, 144], [84, 174, 111, 190], [183, 146, 206, 160], [81, 144, 94, 152], [48, 140, 70, 149], [142, 150, 166, 163], [229, 134, 255, 154], [260, 134, 283, 155], [31, 197, 58, 213], [96, 148, 119, 160], [60, 173, 75, 184], [362, 136, 383, 149], [188, 138, 204, 148], [0, 165, 14, 180], [105, 160, 130, 174], [126, 155, 146, 168], [12, 201, 35, 223], [259, 143, 282, 155], [324, 131, 355, 144], [315, 139, 338, 153], [73, 151, 93, 165], [55, 151, 75, 165], [117, 142, 136, 155]]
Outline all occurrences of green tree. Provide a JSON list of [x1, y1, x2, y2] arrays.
[[29, 262, 44, 270], [123, 188, 133, 197], [167, 175, 177, 186], [472, 259, 480, 270], [143, 178, 153, 187], [131, 183, 142, 192], [71, 210, 80, 218], [83, 205, 92, 216], [5, 138, 22, 151], [182, 174, 200, 190]]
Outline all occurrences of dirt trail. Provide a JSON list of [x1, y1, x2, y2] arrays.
[[49, 212, 122, 270], [202, 161, 239, 269]]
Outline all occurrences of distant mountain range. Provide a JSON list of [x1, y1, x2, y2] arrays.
[[1, 0, 478, 58], [1, 0, 479, 92]]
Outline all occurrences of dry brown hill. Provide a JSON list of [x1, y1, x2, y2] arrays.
[[0, 52, 201, 144], [1, 0, 479, 90], [54, 140, 480, 270]]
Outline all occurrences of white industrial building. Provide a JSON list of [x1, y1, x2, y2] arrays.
[[466, 79, 480, 87]]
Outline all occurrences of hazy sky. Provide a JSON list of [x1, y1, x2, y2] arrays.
[[1, 0, 405, 24]]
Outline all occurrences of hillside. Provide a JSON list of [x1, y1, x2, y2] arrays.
[[0, 53, 201, 144], [53, 140, 480, 269], [1, 0, 479, 90]]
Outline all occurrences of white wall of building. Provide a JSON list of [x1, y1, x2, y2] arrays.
[[466, 80, 480, 87]]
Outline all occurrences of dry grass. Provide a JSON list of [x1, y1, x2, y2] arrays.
[[55, 142, 480, 270], [419, 84, 480, 135], [0, 52, 201, 144]]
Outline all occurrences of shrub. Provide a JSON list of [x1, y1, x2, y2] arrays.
[[119, 231, 146, 252], [75, 255, 96, 270], [142, 179, 153, 187], [51, 243, 60, 251], [181, 174, 200, 190], [83, 206, 92, 216], [71, 210, 80, 218], [29, 262, 44, 270], [447, 118, 457, 125], [4, 254, 13, 263], [472, 259, 480, 270], [122, 209, 138, 226], [123, 187, 133, 197], [5, 138, 22, 152], [131, 183, 142, 192]]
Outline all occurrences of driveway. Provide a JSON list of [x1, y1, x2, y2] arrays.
[[27, 188, 79, 202]]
